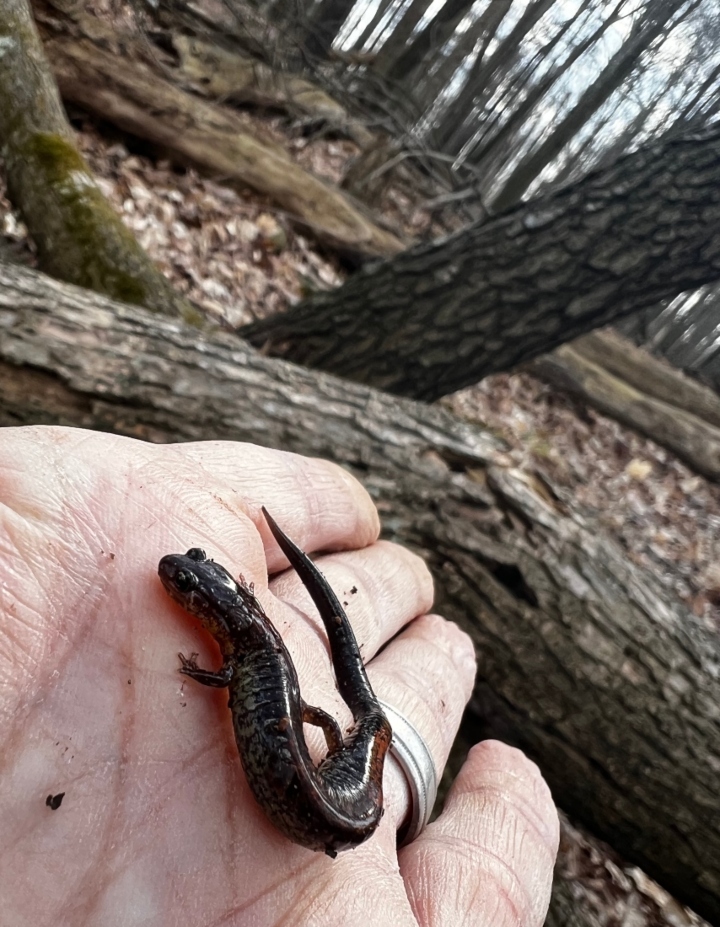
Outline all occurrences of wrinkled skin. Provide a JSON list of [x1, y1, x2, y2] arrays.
[[0, 426, 558, 927]]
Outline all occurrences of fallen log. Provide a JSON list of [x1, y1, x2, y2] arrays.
[[1, 260, 719, 922], [173, 35, 375, 148], [530, 330, 720, 481], [548, 815, 708, 927], [40, 28, 404, 259]]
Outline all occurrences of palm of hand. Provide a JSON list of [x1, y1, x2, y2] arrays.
[[0, 427, 558, 927]]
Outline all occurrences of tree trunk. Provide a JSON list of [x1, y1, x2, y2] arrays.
[[417, 0, 512, 113], [490, 0, 698, 210], [0, 0, 200, 322], [2, 260, 720, 923], [370, 0, 434, 77], [468, 0, 620, 174], [538, 106, 620, 192], [242, 125, 720, 401], [432, 0, 555, 152], [300, 0, 356, 59], [353, 0, 393, 51], [387, 0, 475, 86]]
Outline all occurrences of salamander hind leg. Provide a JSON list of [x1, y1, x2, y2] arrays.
[[302, 702, 344, 753], [178, 652, 234, 688]]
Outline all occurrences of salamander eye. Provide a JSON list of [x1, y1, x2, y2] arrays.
[[185, 548, 206, 562], [175, 569, 199, 592]]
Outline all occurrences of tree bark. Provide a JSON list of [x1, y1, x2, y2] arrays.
[[547, 815, 708, 927], [242, 125, 720, 401], [0, 0, 200, 322], [2, 260, 720, 922]]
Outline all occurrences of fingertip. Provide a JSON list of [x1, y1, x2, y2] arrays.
[[451, 740, 559, 850], [428, 615, 477, 691], [168, 442, 381, 556], [370, 542, 435, 615], [400, 740, 558, 927], [368, 612, 477, 770], [319, 458, 381, 545]]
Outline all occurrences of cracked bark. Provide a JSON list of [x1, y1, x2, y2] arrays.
[[1, 261, 719, 922], [242, 126, 720, 401]]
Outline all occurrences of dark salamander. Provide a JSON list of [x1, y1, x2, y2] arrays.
[[158, 507, 391, 857]]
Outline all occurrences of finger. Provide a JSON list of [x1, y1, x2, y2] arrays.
[[268, 540, 434, 658], [170, 441, 379, 568], [364, 615, 477, 840], [401, 741, 559, 927], [0, 429, 379, 579]]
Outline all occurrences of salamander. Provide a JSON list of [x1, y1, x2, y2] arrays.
[[157, 507, 392, 857]]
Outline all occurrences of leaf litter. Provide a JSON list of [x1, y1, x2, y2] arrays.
[[446, 371, 720, 629]]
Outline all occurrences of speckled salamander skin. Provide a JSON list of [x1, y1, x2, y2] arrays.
[[157, 508, 392, 857]]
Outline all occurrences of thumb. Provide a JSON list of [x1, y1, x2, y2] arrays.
[[399, 740, 558, 927]]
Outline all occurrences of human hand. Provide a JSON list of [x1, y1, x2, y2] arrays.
[[0, 426, 558, 926]]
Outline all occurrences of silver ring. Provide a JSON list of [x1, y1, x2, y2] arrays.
[[378, 699, 438, 845]]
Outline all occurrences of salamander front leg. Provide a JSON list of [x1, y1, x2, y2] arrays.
[[178, 652, 234, 688], [302, 702, 344, 754]]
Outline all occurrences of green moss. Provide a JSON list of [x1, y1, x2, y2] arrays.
[[11, 132, 205, 324], [24, 132, 88, 185], [20, 132, 179, 311]]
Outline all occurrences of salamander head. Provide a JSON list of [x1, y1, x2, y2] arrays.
[[158, 549, 249, 645]]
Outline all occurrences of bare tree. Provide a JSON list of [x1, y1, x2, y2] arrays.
[[490, 0, 702, 209], [432, 0, 557, 150]]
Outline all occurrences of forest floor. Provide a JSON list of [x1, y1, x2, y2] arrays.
[[2, 112, 719, 636]]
